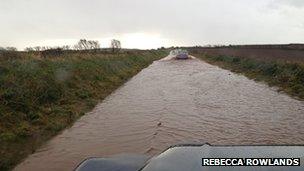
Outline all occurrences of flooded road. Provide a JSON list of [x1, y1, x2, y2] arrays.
[[15, 57, 304, 171]]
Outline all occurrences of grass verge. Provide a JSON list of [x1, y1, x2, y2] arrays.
[[191, 52, 304, 100], [0, 50, 166, 170]]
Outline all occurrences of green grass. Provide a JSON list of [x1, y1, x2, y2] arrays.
[[0, 50, 166, 170], [192, 52, 304, 100]]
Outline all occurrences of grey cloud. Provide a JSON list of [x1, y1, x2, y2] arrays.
[[270, 0, 304, 8], [0, 0, 303, 49]]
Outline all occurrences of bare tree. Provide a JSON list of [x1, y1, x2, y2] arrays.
[[75, 39, 89, 50], [0, 47, 17, 51], [73, 44, 81, 50], [41, 46, 52, 51], [94, 41, 100, 49], [88, 40, 100, 50], [74, 39, 100, 50], [62, 45, 71, 50], [74, 39, 85, 50], [25, 47, 34, 52], [33, 46, 42, 51], [80, 39, 90, 50], [110, 39, 121, 52], [5, 47, 17, 51], [0, 47, 6, 51]]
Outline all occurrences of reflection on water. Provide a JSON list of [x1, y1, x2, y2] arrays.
[[15, 57, 304, 171]]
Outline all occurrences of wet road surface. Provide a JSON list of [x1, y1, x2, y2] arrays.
[[15, 56, 304, 170]]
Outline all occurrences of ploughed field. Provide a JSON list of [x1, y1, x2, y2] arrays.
[[190, 47, 304, 63], [189, 45, 304, 99]]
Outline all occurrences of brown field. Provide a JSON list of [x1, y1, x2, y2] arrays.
[[188, 45, 304, 100], [188, 45, 304, 64]]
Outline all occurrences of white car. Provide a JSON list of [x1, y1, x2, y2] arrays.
[[170, 49, 189, 59]]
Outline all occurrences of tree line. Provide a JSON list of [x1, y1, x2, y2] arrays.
[[0, 39, 122, 52], [0, 47, 18, 51]]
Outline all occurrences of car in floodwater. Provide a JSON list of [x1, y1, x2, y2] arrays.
[[170, 49, 189, 59]]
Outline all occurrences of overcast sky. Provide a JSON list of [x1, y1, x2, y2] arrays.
[[1, 0, 304, 50]]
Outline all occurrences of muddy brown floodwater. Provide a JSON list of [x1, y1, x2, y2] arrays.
[[15, 56, 304, 171]]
